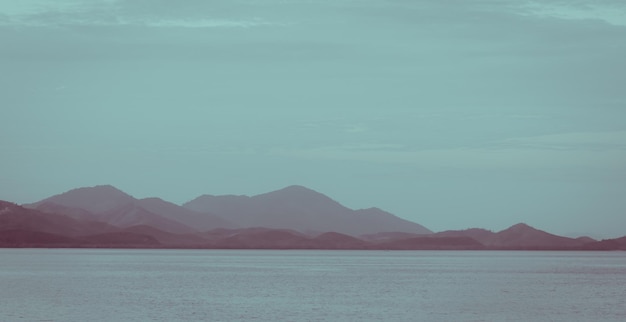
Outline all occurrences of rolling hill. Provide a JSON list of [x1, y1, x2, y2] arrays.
[[183, 185, 432, 236]]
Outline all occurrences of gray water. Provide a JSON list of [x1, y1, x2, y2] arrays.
[[0, 250, 625, 321]]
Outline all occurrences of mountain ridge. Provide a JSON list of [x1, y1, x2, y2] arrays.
[[24, 186, 235, 234], [4, 200, 623, 250], [3, 184, 624, 250], [183, 185, 432, 236]]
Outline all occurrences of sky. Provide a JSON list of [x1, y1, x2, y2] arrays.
[[1, 0, 625, 238]]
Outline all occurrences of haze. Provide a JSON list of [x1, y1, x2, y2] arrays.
[[1, 0, 625, 238]]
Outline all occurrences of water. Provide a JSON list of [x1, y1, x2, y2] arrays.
[[0, 250, 625, 321]]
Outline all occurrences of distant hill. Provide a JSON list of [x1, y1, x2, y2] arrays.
[[3, 184, 623, 250], [312, 232, 369, 249], [32, 201, 95, 221], [0, 201, 156, 247], [134, 197, 235, 231], [489, 223, 587, 249], [435, 228, 494, 245], [374, 236, 483, 250], [98, 202, 196, 234], [81, 232, 161, 247], [26, 185, 233, 234], [26, 184, 430, 236], [183, 185, 432, 236], [1, 199, 624, 250], [122, 225, 209, 246], [27, 185, 135, 214], [434, 223, 589, 250], [0, 229, 80, 247], [360, 231, 425, 242], [0, 200, 116, 237], [581, 236, 626, 250]]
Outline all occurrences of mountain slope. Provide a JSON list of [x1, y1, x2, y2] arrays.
[[27, 185, 135, 214], [183, 185, 432, 236], [375, 236, 483, 250], [434, 228, 495, 245], [2, 198, 622, 249], [30, 201, 95, 221], [26, 185, 233, 234], [98, 203, 195, 234], [0, 200, 116, 237], [136, 197, 235, 231], [435, 223, 588, 249], [490, 223, 586, 249], [581, 236, 626, 250]]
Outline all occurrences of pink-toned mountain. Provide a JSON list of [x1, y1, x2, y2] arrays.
[[183, 185, 432, 236], [0, 200, 116, 237], [434, 223, 591, 250], [26, 185, 233, 234], [2, 197, 624, 249], [29, 185, 135, 214], [5, 184, 623, 250]]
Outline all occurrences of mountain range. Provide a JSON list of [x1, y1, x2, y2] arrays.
[[1, 185, 624, 250]]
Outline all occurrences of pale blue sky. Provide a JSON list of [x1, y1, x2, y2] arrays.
[[1, 0, 625, 238]]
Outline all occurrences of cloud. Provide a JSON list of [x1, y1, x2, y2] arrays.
[[490, 131, 626, 151], [3, 14, 277, 29], [0, 0, 282, 28], [343, 124, 369, 134], [141, 18, 276, 28], [517, 1, 626, 26], [271, 131, 626, 169]]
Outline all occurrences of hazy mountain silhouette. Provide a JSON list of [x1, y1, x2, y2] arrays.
[[98, 203, 195, 234], [581, 236, 626, 250], [0, 200, 115, 237], [200, 227, 311, 249], [26, 185, 233, 234], [22, 184, 433, 240], [312, 232, 369, 249], [434, 228, 496, 245], [81, 232, 161, 247], [183, 185, 432, 236], [0, 229, 80, 246], [434, 223, 589, 250], [31, 201, 95, 221], [0, 200, 152, 247], [28, 185, 135, 214], [375, 236, 483, 250], [360, 231, 426, 242], [202, 229, 368, 249], [136, 197, 235, 231], [4, 184, 623, 250], [1, 199, 623, 250], [575, 236, 597, 244], [122, 225, 208, 246], [489, 223, 588, 249]]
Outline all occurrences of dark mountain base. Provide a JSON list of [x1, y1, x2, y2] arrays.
[[2, 197, 624, 250], [2, 227, 624, 250]]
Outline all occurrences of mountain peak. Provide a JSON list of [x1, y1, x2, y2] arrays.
[[505, 223, 534, 231], [276, 185, 318, 194], [257, 185, 341, 206], [492, 222, 585, 249], [65, 184, 131, 197], [31, 184, 134, 214]]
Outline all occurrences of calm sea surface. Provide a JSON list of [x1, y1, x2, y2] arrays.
[[0, 249, 625, 321]]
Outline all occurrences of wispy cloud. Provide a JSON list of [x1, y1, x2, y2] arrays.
[[141, 18, 276, 29], [488, 131, 626, 151], [343, 124, 369, 134], [517, 1, 626, 26], [0, 1, 283, 28], [3, 14, 279, 29], [271, 131, 626, 169]]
